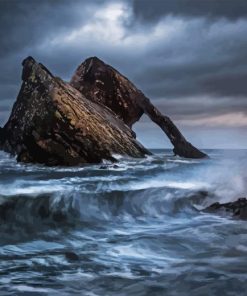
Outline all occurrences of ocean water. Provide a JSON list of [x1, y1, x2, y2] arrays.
[[0, 149, 247, 296]]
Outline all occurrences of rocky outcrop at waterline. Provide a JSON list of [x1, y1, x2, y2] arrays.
[[205, 198, 247, 220], [0, 57, 149, 165], [0, 56, 206, 166], [71, 57, 207, 159]]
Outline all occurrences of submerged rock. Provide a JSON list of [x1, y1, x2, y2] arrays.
[[205, 198, 247, 220], [71, 57, 207, 159], [65, 251, 79, 261], [1, 57, 149, 166]]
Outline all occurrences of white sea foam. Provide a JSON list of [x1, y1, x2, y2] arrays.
[[15, 285, 53, 293], [167, 159, 199, 164], [0, 183, 68, 197], [130, 179, 207, 191], [108, 244, 184, 264], [111, 153, 124, 160]]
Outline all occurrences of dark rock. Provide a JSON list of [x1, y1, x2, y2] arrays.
[[137, 94, 207, 159], [52, 211, 67, 222], [65, 251, 79, 261], [0, 127, 5, 148], [38, 205, 50, 219], [1, 55, 207, 164], [71, 57, 207, 159], [1, 57, 149, 166], [0, 200, 16, 221], [205, 198, 247, 220], [99, 165, 108, 169]]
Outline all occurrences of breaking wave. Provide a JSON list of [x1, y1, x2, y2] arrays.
[[0, 149, 247, 295]]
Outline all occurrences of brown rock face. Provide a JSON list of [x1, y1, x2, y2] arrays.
[[1, 57, 149, 166], [71, 57, 207, 159], [1, 55, 207, 165], [70, 57, 144, 127]]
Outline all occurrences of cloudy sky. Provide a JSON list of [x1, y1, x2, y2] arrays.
[[0, 0, 247, 148]]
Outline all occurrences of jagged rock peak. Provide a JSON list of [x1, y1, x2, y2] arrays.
[[22, 55, 35, 65], [82, 56, 111, 80], [83, 56, 115, 72], [84, 56, 106, 65], [70, 56, 144, 127]]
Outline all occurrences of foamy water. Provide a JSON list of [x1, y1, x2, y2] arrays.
[[0, 149, 247, 295]]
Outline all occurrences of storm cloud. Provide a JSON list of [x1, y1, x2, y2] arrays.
[[132, 0, 247, 21], [0, 0, 247, 147]]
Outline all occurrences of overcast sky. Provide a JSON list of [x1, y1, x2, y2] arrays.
[[0, 0, 247, 148]]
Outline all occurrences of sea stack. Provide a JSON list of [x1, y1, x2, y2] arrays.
[[0, 57, 149, 165], [0, 56, 207, 166], [71, 57, 207, 158]]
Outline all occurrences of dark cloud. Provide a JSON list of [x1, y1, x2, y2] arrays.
[[0, 0, 77, 57], [132, 0, 247, 21], [0, 0, 109, 104], [154, 96, 247, 121], [204, 72, 247, 96]]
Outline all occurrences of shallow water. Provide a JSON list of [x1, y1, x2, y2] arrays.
[[0, 149, 247, 295]]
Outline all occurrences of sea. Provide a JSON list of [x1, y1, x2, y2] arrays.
[[0, 149, 247, 296]]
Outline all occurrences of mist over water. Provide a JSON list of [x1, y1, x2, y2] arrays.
[[0, 149, 247, 295]]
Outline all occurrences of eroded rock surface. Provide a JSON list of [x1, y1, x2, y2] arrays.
[[1, 57, 149, 165], [70, 57, 144, 127], [71, 57, 207, 159], [1, 55, 207, 165]]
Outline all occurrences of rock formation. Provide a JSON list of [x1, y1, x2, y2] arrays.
[[71, 57, 207, 158], [0, 55, 207, 166], [205, 198, 247, 220], [0, 57, 149, 165], [0, 127, 4, 146]]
